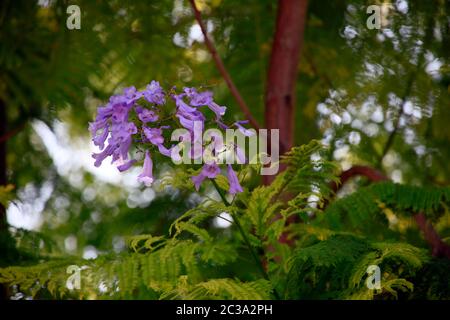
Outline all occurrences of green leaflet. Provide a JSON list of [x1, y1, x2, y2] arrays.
[[285, 235, 429, 300]]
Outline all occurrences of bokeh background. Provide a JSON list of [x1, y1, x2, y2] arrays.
[[0, 0, 449, 299]]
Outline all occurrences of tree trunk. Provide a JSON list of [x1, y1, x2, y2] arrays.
[[0, 98, 8, 299], [264, 0, 309, 251], [0, 98, 7, 230], [265, 0, 308, 155]]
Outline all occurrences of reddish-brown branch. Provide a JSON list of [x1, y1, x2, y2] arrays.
[[188, 0, 260, 130], [333, 165, 450, 259], [265, 0, 308, 156], [414, 213, 450, 258], [330, 165, 388, 193], [0, 122, 26, 144]]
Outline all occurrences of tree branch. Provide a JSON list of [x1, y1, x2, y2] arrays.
[[377, 74, 415, 166], [330, 165, 388, 194], [0, 122, 26, 144], [332, 165, 450, 259], [188, 0, 261, 130], [414, 213, 450, 258]]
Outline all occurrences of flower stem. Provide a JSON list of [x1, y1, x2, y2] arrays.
[[209, 179, 281, 300]]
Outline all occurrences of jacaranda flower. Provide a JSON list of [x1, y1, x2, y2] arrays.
[[136, 106, 159, 123], [138, 151, 154, 187], [191, 162, 221, 191], [117, 159, 137, 172], [234, 120, 255, 137], [227, 164, 243, 195], [143, 127, 164, 145], [90, 81, 253, 193], [143, 81, 165, 105]]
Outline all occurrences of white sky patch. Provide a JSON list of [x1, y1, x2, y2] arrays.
[[330, 113, 342, 125], [333, 145, 350, 161], [65, 235, 78, 252], [6, 181, 53, 230], [317, 103, 331, 116], [396, 0, 408, 14], [7, 203, 43, 230], [341, 111, 352, 124], [371, 107, 384, 123], [342, 25, 358, 40], [188, 24, 204, 44], [391, 169, 403, 183], [425, 59, 442, 80], [32, 120, 141, 187], [403, 101, 413, 115], [83, 245, 98, 259], [348, 131, 361, 145], [351, 119, 363, 130], [37, 0, 53, 7], [214, 212, 233, 229], [187, 21, 214, 46], [7, 120, 148, 231], [307, 194, 320, 209], [173, 32, 186, 47], [363, 123, 379, 137]]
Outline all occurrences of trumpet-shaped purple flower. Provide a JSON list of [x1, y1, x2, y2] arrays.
[[92, 120, 137, 167], [93, 144, 114, 167], [157, 144, 175, 158], [123, 86, 143, 105], [138, 151, 154, 186], [89, 104, 113, 145], [143, 127, 164, 145], [191, 162, 221, 191], [111, 104, 132, 123], [207, 102, 226, 119], [91, 80, 248, 194], [177, 114, 205, 132], [173, 93, 205, 132], [143, 81, 165, 105], [234, 144, 246, 164], [112, 122, 138, 140], [174, 93, 197, 113], [111, 137, 132, 163], [136, 106, 159, 123], [92, 124, 109, 149], [184, 88, 226, 119], [227, 164, 243, 195], [90, 105, 112, 129], [185, 88, 213, 106], [117, 159, 137, 172], [234, 120, 254, 137]]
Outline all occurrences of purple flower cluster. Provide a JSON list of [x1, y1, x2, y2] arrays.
[[90, 81, 251, 195]]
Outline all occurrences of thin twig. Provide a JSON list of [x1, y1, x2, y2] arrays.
[[377, 74, 415, 166], [414, 213, 450, 258], [188, 0, 261, 130]]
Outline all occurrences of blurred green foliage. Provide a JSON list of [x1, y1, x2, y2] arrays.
[[0, 0, 449, 299]]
